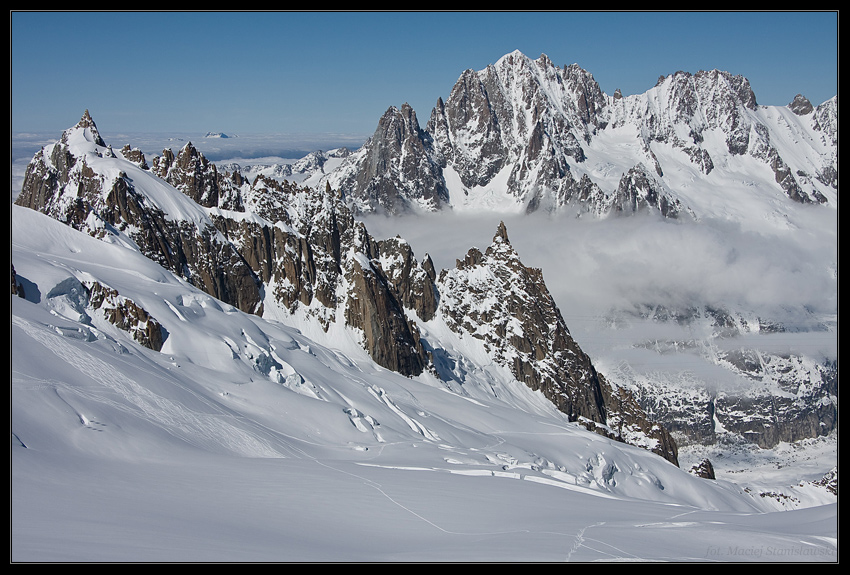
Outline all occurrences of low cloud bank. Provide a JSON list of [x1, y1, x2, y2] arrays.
[[362, 207, 837, 337]]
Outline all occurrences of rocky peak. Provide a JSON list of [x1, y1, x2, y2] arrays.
[[61, 109, 106, 147], [612, 164, 682, 218], [152, 141, 245, 211], [562, 63, 608, 132], [436, 222, 679, 465], [429, 52, 599, 204], [616, 69, 758, 148], [789, 93, 814, 115], [372, 236, 438, 322], [326, 103, 448, 214], [152, 142, 219, 208], [494, 220, 510, 243], [119, 144, 148, 169]]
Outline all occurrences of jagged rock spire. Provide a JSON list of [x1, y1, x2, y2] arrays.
[[62, 109, 106, 147], [494, 220, 510, 243], [789, 93, 814, 115], [437, 222, 679, 465]]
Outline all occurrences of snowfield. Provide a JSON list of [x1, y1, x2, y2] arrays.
[[11, 204, 837, 562]]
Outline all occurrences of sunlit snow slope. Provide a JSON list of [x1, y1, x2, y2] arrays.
[[12, 204, 837, 561]]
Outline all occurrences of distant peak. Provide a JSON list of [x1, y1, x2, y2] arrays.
[[79, 109, 96, 127], [789, 94, 814, 115], [497, 49, 531, 66]]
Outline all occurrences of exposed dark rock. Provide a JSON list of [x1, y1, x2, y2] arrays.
[[119, 144, 148, 169], [789, 94, 814, 115], [86, 281, 166, 351], [689, 458, 716, 479], [12, 264, 25, 298], [437, 222, 679, 465], [152, 141, 244, 211], [338, 103, 448, 214], [612, 165, 681, 218], [15, 112, 263, 315], [813, 467, 837, 495]]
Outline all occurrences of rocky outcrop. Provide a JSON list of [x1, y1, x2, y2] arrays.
[[789, 94, 814, 116], [610, 165, 682, 218], [40, 274, 165, 351], [86, 280, 166, 351], [372, 236, 438, 322], [343, 229, 432, 376], [152, 141, 245, 211], [436, 222, 679, 465], [118, 144, 149, 169], [689, 458, 716, 479], [12, 264, 25, 299]]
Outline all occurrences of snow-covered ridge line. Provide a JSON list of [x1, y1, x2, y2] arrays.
[[319, 50, 836, 217]]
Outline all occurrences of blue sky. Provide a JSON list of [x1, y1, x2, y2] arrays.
[[11, 11, 838, 140]]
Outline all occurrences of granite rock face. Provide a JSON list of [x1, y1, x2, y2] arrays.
[[327, 103, 449, 215], [323, 51, 835, 214], [435, 222, 679, 465]]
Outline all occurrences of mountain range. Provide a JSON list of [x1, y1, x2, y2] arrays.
[[259, 51, 839, 454], [320, 50, 835, 217], [11, 50, 837, 561]]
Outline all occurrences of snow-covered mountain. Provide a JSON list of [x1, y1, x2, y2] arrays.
[[16, 109, 689, 461], [321, 50, 836, 217], [11, 45, 838, 559], [218, 147, 352, 186], [12, 109, 836, 561], [316, 50, 837, 456]]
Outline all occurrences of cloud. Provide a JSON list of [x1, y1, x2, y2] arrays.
[[362, 207, 837, 331]]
